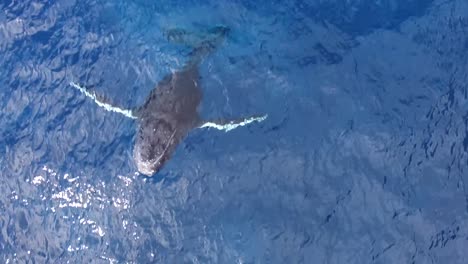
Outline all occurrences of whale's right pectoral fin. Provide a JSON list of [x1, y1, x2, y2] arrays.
[[69, 81, 137, 119], [199, 114, 268, 132]]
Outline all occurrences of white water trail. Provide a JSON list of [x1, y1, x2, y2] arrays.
[[199, 115, 268, 132], [69, 82, 137, 119]]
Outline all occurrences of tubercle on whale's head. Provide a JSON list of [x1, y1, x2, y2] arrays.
[[134, 159, 159, 177]]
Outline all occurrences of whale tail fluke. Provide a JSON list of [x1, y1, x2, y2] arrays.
[[164, 25, 230, 66]]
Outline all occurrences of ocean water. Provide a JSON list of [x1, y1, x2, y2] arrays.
[[1, 0, 468, 263]]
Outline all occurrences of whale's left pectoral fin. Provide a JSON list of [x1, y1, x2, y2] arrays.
[[199, 114, 268, 132], [69, 82, 137, 119]]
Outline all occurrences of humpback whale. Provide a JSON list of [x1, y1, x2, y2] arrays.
[[70, 26, 267, 176]]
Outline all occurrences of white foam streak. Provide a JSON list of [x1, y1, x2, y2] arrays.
[[199, 115, 268, 132], [69, 82, 137, 119]]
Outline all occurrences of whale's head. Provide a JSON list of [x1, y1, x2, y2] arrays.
[[133, 118, 178, 176]]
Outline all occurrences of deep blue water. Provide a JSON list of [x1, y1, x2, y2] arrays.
[[2, 0, 468, 263]]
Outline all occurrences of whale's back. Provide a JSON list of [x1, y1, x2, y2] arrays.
[[133, 65, 202, 176]]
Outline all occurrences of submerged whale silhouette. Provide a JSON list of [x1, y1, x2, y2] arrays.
[[70, 26, 267, 176]]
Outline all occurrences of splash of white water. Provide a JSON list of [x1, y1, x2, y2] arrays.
[[69, 82, 137, 119], [70, 81, 267, 131], [199, 114, 268, 132]]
